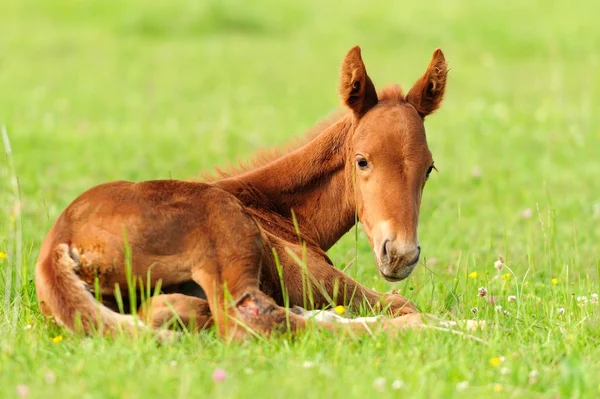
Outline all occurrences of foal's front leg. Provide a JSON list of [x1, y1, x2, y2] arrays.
[[188, 199, 308, 341], [265, 239, 417, 316]]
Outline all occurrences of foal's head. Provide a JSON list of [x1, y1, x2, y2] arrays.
[[339, 46, 448, 282]]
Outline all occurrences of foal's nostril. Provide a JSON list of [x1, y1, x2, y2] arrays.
[[380, 239, 390, 262]]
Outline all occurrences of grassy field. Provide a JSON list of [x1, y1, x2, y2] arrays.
[[1, 0, 600, 397]]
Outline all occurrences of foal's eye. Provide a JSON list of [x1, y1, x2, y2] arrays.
[[426, 164, 435, 178], [356, 157, 369, 170]]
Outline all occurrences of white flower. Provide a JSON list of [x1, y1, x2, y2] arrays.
[[478, 287, 488, 297], [302, 361, 315, 369], [500, 367, 510, 375], [507, 295, 516, 302], [495, 305, 503, 312], [170, 360, 177, 367], [391, 379, 404, 390], [503, 310, 510, 316], [499, 356, 506, 363], [494, 260, 504, 271], [529, 369, 539, 384], [591, 293, 598, 304], [471, 307, 478, 314], [557, 307, 565, 315], [456, 381, 469, 392]]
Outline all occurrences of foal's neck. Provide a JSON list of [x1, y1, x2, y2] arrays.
[[221, 116, 356, 251]]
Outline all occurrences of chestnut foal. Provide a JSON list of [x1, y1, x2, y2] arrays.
[[35, 46, 448, 340]]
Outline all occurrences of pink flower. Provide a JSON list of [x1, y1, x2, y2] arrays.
[[16, 385, 29, 398], [44, 371, 56, 384], [212, 368, 227, 382], [373, 377, 386, 392]]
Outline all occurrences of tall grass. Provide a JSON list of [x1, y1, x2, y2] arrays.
[[1, 126, 25, 337]]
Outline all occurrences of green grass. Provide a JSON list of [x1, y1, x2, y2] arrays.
[[2, 0, 600, 397]]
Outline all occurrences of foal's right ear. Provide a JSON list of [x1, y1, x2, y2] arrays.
[[406, 49, 448, 118], [339, 46, 378, 118]]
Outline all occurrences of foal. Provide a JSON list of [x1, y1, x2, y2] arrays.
[[35, 46, 448, 339]]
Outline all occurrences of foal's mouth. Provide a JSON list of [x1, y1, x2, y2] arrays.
[[379, 252, 421, 282]]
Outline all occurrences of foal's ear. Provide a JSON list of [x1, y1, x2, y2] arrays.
[[339, 46, 378, 118], [406, 49, 448, 118]]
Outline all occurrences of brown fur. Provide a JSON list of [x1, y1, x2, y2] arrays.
[[35, 46, 448, 340]]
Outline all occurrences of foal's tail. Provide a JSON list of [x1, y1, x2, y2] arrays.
[[35, 243, 170, 340]]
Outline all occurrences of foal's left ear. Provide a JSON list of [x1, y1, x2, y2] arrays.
[[406, 49, 448, 118], [339, 46, 378, 118]]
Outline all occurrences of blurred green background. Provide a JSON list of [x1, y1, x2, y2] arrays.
[[1, 0, 600, 398]]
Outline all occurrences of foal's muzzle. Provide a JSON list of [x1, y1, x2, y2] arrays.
[[377, 239, 421, 282]]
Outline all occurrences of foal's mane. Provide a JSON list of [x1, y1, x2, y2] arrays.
[[200, 109, 348, 182], [200, 85, 405, 182]]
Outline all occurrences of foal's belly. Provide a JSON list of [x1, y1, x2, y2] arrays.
[[71, 225, 198, 296]]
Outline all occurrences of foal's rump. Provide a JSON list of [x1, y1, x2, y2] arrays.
[[34, 179, 253, 334]]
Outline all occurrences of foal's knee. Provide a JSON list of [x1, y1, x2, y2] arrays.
[[383, 293, 418, 316]]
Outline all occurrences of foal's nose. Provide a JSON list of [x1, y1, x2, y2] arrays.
[[378, 238, 421, 281]]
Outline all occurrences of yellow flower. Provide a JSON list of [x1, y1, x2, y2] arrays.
[[524, 282, 529, 287], [493, 384, 503, 392], [551, 278, 558, 285], [51, 335, 63, 343], [0, 252, 6, 259], [501, 273, 511, 280], [490, 357, 501, 367], [468, 271, 478, 279], [334, 305, 345, 315]]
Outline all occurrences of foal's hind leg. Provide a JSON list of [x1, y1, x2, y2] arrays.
[[138, 294, 213, 331]]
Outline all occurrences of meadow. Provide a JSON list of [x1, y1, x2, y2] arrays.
[[1, 0, 600, 397]]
